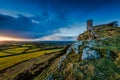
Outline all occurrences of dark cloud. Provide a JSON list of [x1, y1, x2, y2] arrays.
[[0, 14, 35, 38], [0, 14, 33, 31], [21, 0, 120, 13], [0, 13, 69, 38], [0, 0, 120, 40]]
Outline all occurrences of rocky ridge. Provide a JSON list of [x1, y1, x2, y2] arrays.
[[46, 26, 120, 80]]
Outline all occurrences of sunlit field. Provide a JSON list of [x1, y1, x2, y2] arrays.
[[0, 41, 73, 80], [0, 49, 61, 71], [0, 41, 71, 72]]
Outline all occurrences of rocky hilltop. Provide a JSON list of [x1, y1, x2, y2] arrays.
[[34, 21, 120, 80], [77, 23, 120, 40]]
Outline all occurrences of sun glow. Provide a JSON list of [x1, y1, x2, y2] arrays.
[[0, 36, 30, 41]]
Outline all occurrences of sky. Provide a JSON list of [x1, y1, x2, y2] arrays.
[[0, 0, 120, 41]]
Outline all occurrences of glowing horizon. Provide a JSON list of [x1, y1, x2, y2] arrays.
[[0, 36, 32, 41], [0, 0, 120, 41]]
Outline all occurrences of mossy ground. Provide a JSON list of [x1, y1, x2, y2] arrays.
[[38, 36, 120, 80], [77, 26, 120, 40]]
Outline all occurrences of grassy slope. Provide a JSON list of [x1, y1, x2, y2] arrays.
[[37, 36, 120, 80], [34, 26, 120, 80], [68, 26, 120, 80], [77, 26, 120, 40], [34, 56, 61, 80]]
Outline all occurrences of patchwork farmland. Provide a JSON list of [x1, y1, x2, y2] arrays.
[[0, 41, 72, 80]]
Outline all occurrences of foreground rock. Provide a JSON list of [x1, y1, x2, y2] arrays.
[[57, 38, 117, 71]]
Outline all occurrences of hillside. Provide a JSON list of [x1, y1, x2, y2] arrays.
[[77, 26, 120, 40], [0, 26, 120, 80], [34, 26, 120, 80]]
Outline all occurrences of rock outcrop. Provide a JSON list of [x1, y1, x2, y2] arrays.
[[47, 24, 120, 80], [57, 38, 114, 71]]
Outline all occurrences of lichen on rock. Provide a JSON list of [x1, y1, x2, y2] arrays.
[[58, 55, 67, 70], [82, 47, 100, 60], [57, 39, 113, 71], [66, 41, 83, 54]]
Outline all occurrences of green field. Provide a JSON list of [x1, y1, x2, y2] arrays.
[[0, 52, 9, 56], [0, 47, 28, 56], [0, 49, 61, 71], [0, 41, 68, 80]]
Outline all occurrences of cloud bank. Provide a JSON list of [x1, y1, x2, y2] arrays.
[[0, 0, 120, 41]]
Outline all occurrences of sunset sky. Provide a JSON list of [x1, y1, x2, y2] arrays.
[[0, 0, 120, 41]]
